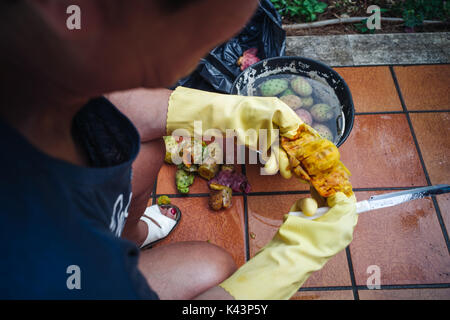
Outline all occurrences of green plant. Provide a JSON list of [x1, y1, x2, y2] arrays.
[[270, 0, 328, 22], [392, 0, 450, 29]]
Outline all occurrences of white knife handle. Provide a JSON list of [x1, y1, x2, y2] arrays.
[[289, 206, 331, 220], [289, 200, 370, 219], [356, 200, 370, 214]]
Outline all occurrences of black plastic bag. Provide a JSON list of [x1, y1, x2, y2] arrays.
[[173, 0, 286, 94]]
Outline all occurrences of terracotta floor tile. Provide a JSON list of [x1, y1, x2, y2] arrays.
[[339, 114, 427, 188], [291, 290, 354, 300], [245, 164, 309, 193], [436, 194, 450, 234], [409, 112, 450, 185], [350, 191, 450, 286], [333, 67, 402, 113], [247, 194, 352, 287], [394, 65, 450, 111], [358, 288, 450, 300], [153, 196, 246, 267]]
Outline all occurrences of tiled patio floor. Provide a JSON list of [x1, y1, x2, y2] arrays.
[[150, 65, 450, 300]]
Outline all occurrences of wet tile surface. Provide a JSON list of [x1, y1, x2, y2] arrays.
[[245, 164, 309, 193], [394, 65, 450, 111], [334, 67, 402, 113], [351, 191, 450, 286], [409, 112, 450, 185], [339, 114, 427, 188]]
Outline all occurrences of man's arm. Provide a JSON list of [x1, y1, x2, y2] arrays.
[[105, 88, 172, 142]]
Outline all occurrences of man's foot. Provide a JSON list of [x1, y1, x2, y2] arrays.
[[139, 204, 181, 249]]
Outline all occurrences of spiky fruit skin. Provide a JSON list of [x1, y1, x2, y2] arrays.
[[313, 123, 334, 142], [302, 96, 314, 108], [259, 79, 289, 97], [237, 48, 260, 71], [290, 77, 313, 96], [295, 108, 313, 126], [280, 94, 303, 109], [310, 103, 335, 122], [280, 88, 295, 97]]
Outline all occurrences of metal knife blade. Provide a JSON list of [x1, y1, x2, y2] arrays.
[[290, 184, 450, 219], [357, 184, 450, 214]]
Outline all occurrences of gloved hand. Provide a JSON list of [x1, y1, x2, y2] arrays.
[[219, 192, 358, 300], [167, 86, 302, 177]]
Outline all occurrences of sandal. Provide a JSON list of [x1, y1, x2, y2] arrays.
[[140, 204, 181, 249]]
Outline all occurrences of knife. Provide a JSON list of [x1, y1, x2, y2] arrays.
[[289, 184, 450, 220]]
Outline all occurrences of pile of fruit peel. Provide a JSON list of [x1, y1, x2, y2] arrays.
[[163, 136, 251, 211]]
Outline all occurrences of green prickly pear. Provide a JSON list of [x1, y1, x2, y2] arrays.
[[259, 79, 288, 97], [290, 77, 313, 96]]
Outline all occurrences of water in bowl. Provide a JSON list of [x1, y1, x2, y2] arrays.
[[244, 74, 345, 145]]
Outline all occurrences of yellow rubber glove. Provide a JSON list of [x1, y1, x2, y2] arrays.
[[167, 87, 303, 176], [219, 192, 357, 300]]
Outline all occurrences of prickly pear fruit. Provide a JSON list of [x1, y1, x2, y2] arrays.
[[280, 88, 296, 97], [259, 78, 289, 97], [237, 48, 260, 71], [280, 94, 303, 110], [290, 77, 313, 96], [302, 96, 314, 108], [312, 123, 334, 142], [295, 108, 313, 126], [310, 103, 335, 122]]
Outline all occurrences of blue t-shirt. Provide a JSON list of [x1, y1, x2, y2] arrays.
[[0, 97, 159, 299]]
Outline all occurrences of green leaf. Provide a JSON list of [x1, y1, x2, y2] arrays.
[[315, 2, 327, 13]]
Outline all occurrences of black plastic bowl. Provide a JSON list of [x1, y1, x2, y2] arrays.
[[230, 56, 354, 147]]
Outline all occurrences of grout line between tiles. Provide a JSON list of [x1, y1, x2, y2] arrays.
[[345, 247, 359, 300], [298, 286, 353, 292], [408, 109, 450, 113], [151, 177, 158, 205], [355, 111, 404, 116], [241, 164, 250, 261], [297, 283, 450, 293], [243, 194, 250, 262], [356, 283, 450, 290], [355, 110, 450, 116], [390, 65, 450, 253], [431, 196, 450, 253], [154, 186, 431, 198], [331, 62, 450, 69], [390, 65, 432, 183]]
